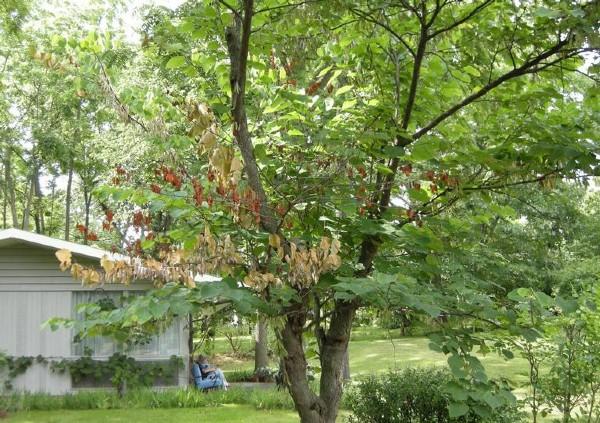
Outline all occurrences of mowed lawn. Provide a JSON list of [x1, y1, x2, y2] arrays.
[[4, 405, 299, 423], [214, 327, 531, 392]]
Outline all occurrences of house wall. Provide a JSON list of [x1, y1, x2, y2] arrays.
[[0, 244, 189, 394], [0, 290, 72, 394]]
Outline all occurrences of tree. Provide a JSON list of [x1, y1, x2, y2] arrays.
[[47, 1, 599, 422]]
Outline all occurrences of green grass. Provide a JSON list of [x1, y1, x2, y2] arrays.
[[2, 387, 294, 412], [213, 327, 531, 393], [4, 405, 299, 423], [348, 329, 530, 384]]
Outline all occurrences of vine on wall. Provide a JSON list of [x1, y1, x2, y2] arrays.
[[0, 351, 183, 393]]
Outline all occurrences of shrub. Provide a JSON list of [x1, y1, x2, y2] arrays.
[[345, 368, 525, 423]]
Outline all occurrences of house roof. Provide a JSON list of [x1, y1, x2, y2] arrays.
[[0, 228, 111, 260], [0, 228, 220, 283]]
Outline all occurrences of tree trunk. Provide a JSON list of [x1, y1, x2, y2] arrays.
[[33, 165, 44, 234], [22, 174, 34, 231], [2, 185, 6, 229], [83, 187, 91, 244], [342, 350, 351, 381], [3, 147, 18, 228], [65, 162, 73, 240], [188, 313, 194, 386], [2, 164, 6, 229], [280, 300, 356, 423], [254, 315, 269, 371], [281, 304, 325, 423]]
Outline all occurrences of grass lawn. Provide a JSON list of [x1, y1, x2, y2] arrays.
[[213, 327, 531, 393], [4, 405, 299, 423]]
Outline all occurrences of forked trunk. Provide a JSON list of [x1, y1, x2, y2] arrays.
[[281, 301, 355, 423]]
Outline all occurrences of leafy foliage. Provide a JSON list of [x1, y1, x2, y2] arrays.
[[346, 368, 525, 423], [2, 0, 599, 421]]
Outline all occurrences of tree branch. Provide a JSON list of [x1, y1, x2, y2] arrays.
[[412, 38, 572, 141], [350, 8, 416, 57], [216, 0, 241, 19], [428, 0, 494, 39], [225, 0, 279, 235]]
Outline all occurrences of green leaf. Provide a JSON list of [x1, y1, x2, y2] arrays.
[[463, 65, 481, 77], [410, 138, 441, 161], [287, 129, 304, 136], [341, 99, 357, 111], [335, 85, 353, 96], [448, 402, 469, 418], [534, 7, 561, 18], [445, 381, 469, 401], [166, 56, 186, 69]]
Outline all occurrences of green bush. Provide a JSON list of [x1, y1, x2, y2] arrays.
[[345, 368, 525, 423]]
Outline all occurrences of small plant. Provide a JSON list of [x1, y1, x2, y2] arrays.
[[222, 327, 244, 357]]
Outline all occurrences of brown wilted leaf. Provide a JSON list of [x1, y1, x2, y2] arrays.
[[56, 249, 72, 271]]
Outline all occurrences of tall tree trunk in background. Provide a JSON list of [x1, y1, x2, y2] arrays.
[[64, 162, 73, 240], [342, 350, 350, 381], [2, 165, 6, 229], [33, 165, 44, 234], [83, 187, 91, 244], [254, 315, 269, 372], [66, 101, 81, 240], [4, 146, 18, 228], [22, 174, 34, 231], [2, 187, 6, 229], [188, 314, 194, 386]]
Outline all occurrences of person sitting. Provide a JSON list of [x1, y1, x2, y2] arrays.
[[191, 355, 229, 390]]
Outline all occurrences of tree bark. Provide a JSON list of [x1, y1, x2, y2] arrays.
[[281, 303, 324, 423], [3, 146, 18, 228], [22, 173, 34, 231], [188, 313, 194, 386], [342, 350, 350, 381], [2, 161, 6, 229], [65, 162, 73, 240], [33, 165, 44, 234], [83, 187, 92, 244], [2, 181, 6, 229], [254, 315, 269, 371]]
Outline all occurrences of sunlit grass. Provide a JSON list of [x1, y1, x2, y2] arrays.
[[4, 405, 299, 423]]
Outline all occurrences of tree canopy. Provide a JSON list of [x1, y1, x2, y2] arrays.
[[1, 1, 599, 422]]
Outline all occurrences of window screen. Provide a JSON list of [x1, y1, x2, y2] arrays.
[[71, 290, 181, 358]]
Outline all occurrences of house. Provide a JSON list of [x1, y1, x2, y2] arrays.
[[0, 228, 189, 394]]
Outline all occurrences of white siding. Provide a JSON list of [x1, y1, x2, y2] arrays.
[[0, 290, 72, 394], [0, 243, 189, 394], [0, 243, 189, 393]]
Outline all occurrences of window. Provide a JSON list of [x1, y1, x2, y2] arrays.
[[71, 290, 181, 358]]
